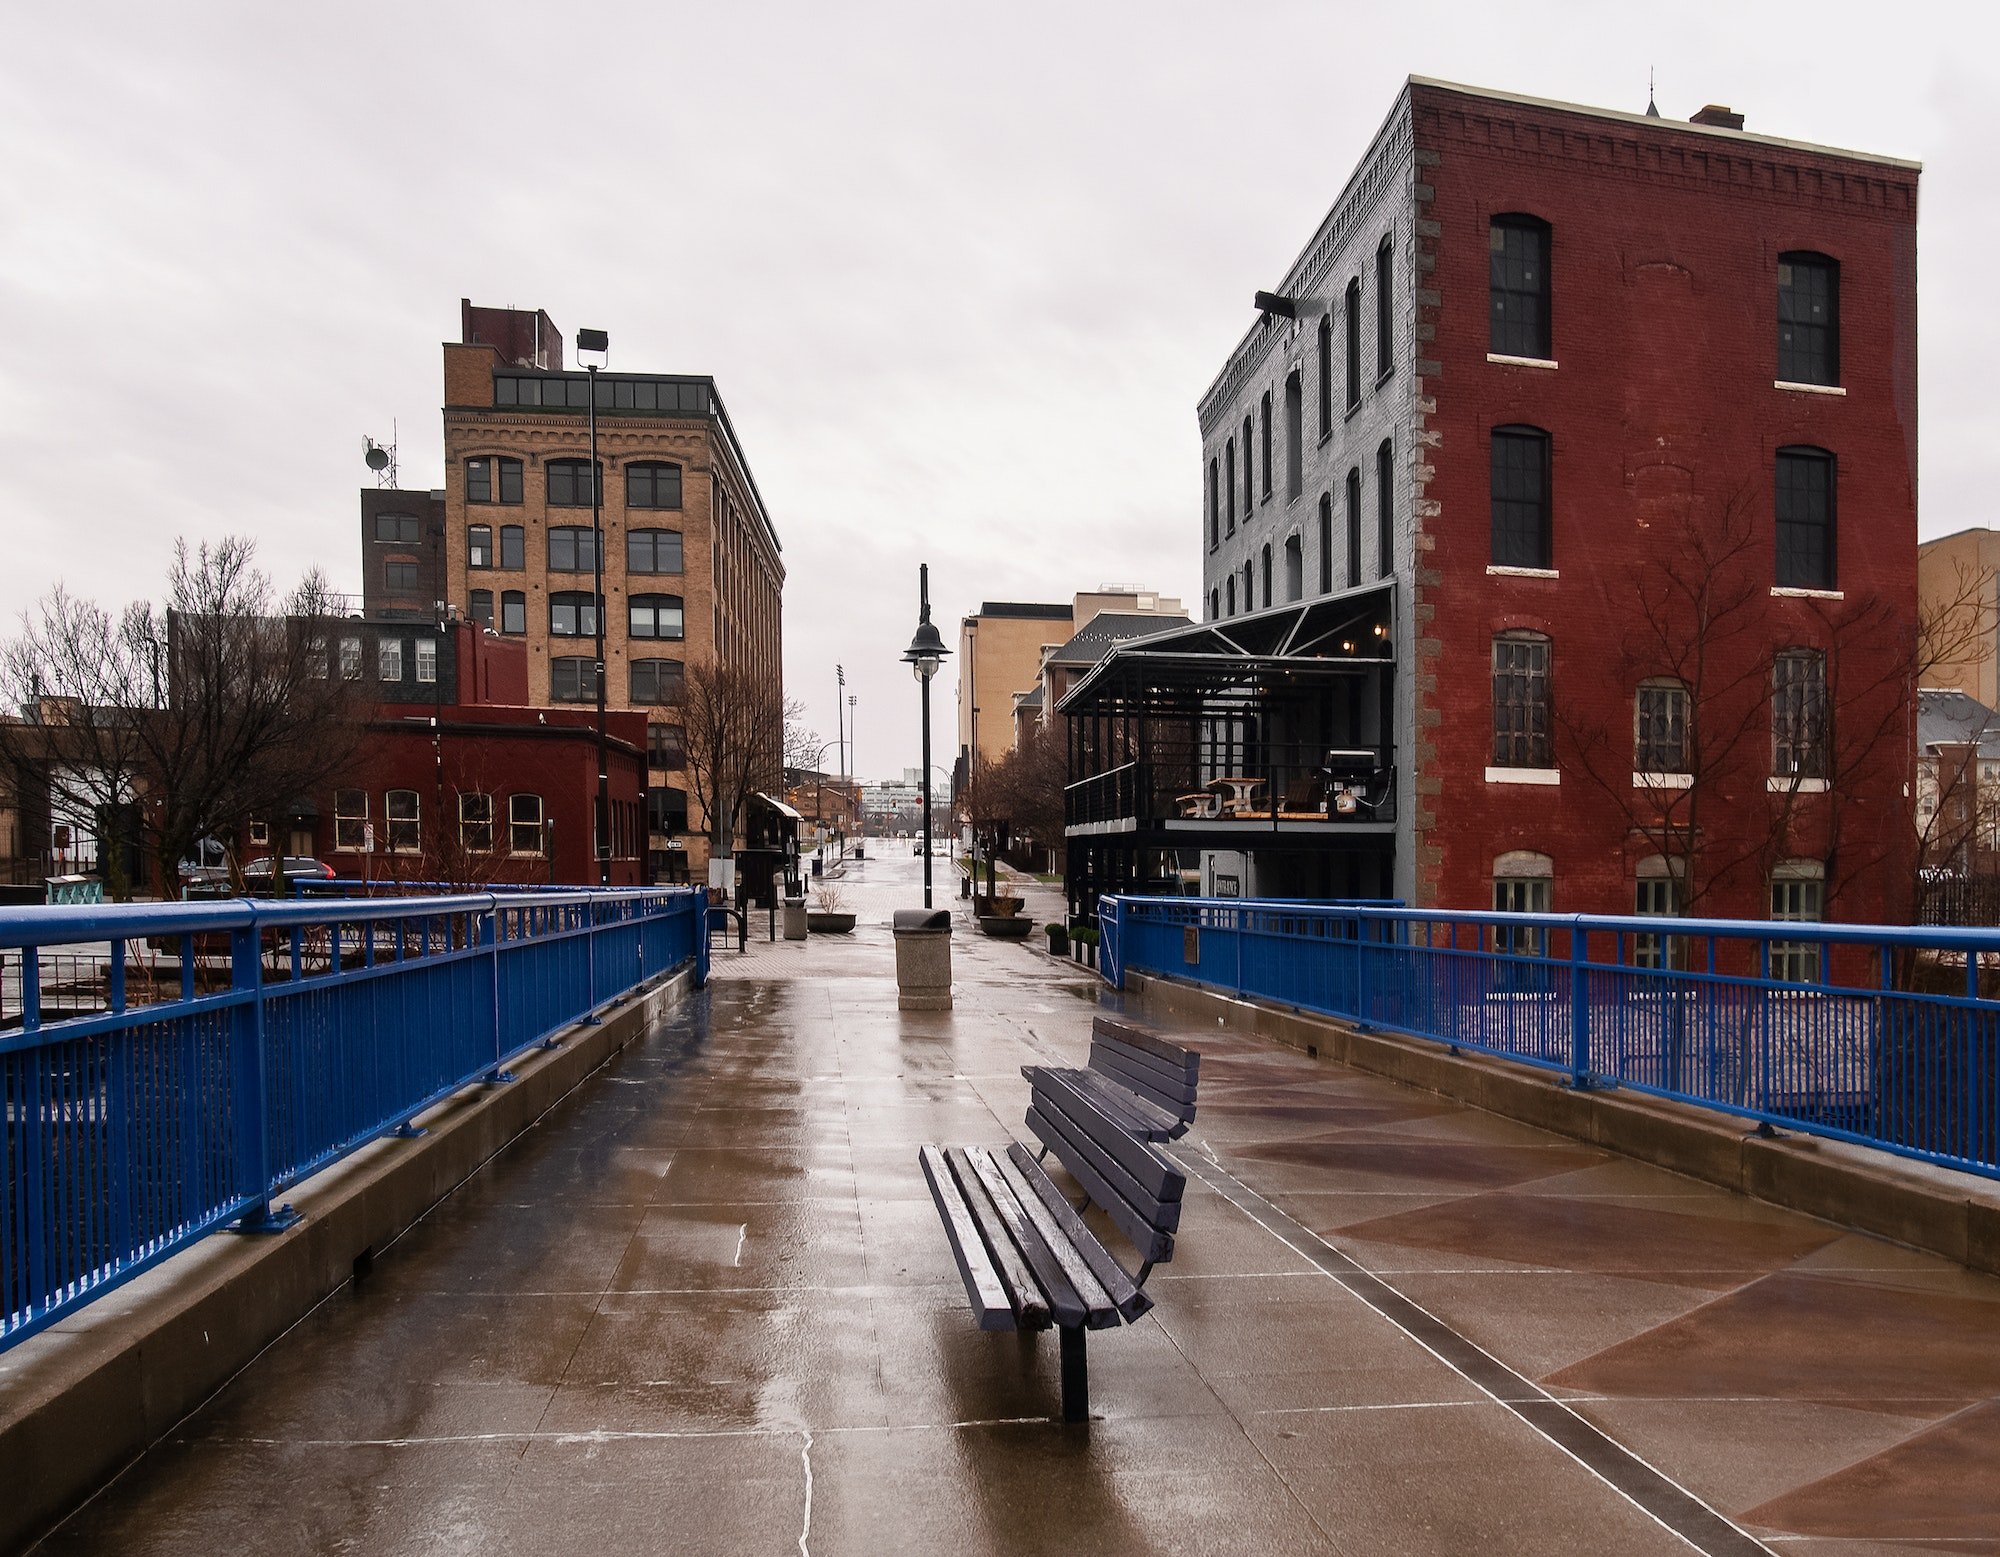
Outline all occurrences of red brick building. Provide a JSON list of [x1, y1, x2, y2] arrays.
[[1073, 78, 1920, 931]]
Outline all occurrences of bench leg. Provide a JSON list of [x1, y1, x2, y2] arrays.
[[1059, 1325, 1088, 1423]]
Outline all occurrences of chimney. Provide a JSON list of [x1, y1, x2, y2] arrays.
[[1689, 104, 1745, 130]]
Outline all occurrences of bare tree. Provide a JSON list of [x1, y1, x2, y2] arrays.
[[0, 538, 362, 898], [681, 659, 784, 858]]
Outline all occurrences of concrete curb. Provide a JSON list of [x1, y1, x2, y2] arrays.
[[0, 966, 697, 1556], [1126, 971, 2000, 1277]]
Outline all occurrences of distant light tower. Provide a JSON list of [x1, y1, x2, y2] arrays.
[[901, 565, 950, 908], [848, 694, 858, 778]]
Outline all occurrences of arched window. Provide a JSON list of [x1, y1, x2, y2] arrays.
[[1259, 392, 1273, 498], [1489, 214, 1552, 359], [546, 459, 601, 507], [1376, 438, 1394, 578], [1633, 855, 1685, 969], [1316, 314, 1333, 438], [1492, 631, 1552, 768], [1283, 535, 1303, 602], [1225, 575, 1236, 616], [509, 794, 545, 855], [1376, 234, 1394, 378], [1317, 494, 1334, 594], [467, 524, 492, 569], [1491, 425, 1552, 569], [1769, 859, 1826, 982], [1284, 370, 1303, 499], [1345, 468, 1362, 587], [627, 529, 683, 574], [549, 656, 598, 702], [1345, 276, 1362, 412], [466, 456, 522, 504], [629, 658, 685, 704], [498, 525, 524, 570], [625, 461, 683, 509], [548, 591, 600, 637], [459, 793, 493, 854], [1242, 561, 1254, 613], [1210, 587, 1221, 621], [385, 790, 421, 853], [499, 591, 525, 635], [629, 593, 685, 640], [1260, 545, 1273, 609], [1492, 850, 1553, 955], [1225, 439, 1236, 533], [469, 589, 493, 629], [1772, 649, 1827, 779], [1775, 446, 1836, 590], [1208, 458, 1220, 550], [1242, 415, 1254, 512], [1777, 252, 1839, 386]]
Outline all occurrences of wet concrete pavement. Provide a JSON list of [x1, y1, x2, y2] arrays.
[[32, 851, 2000, 1554]]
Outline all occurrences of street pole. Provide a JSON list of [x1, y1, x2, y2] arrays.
[[902, 565, 949, 911], [836, 664, 846, 780], [585, 348, 609, 888]]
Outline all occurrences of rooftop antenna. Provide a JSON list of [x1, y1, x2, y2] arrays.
[[363, 419, 399, 489], [1646, 67, 1661, 118]]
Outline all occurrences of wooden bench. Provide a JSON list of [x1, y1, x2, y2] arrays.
[[1022, 1014, 1200, 1143], [919, 1068, 1187, 1423]]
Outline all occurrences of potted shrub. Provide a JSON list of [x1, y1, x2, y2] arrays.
[[807, 883, 857, 934], [1045, 922, 1069, 956], [1070, 924, 1099, 968]]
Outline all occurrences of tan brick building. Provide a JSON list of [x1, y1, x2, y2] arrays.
[[1919, 527, 2000, 707], [433, 301, 783, 878]]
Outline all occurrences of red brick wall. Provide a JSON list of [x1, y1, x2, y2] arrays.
[[1409, 86, 1919, 924]]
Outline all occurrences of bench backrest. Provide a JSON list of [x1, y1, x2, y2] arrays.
[[1089, 1015, 1200, 1127], [1026, 1066, 1185, 1266]]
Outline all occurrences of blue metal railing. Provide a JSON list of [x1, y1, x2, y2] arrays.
[[1, 887, 705, 1350], [1100, 895, 2000, 1181]]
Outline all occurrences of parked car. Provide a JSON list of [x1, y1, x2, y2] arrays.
[[181, 857, 335, 900]]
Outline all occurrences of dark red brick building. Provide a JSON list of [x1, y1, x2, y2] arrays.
[[1123, 78, 1921, 931]]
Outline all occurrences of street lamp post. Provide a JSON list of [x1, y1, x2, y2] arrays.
[[578, 326, 611, 887], [902, 564, 950, 909]]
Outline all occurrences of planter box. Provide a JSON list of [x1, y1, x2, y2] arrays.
[[978, 915, 1033, 940], [807, 912, 856, 934]]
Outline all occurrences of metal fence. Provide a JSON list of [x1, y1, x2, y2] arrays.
[[1100, 895, 2000, 1181], [2, 887, 705, 1350]]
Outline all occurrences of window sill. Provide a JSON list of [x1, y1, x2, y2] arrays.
[[1318, 429, 1335, 448], [1633, 771, 1692, 790], [1376, 366, 1395, 388], [1487, 353, 1558, 371], [1771, 586, 1843, 600], [1486, 766, 1560, 785], [1775, 380, 1845, 397], [1486, 565, 1560, 579], [1768, 776, 1830, 793], [1345, 400, 1363, 422]]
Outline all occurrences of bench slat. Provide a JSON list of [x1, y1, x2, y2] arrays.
[[965, 1147, 1095, 1331], [945, 1147, 1053, 1331], [919, 1145, 1015, 1331], [1091, 1043, 1200, 1109], [1094, 1016, 1202, 1078], [985, 1147, 1120, 1330], [1037, 1069, 1186, 1204], [1066, 1067, 1181, 1141], [1026, 1104, 1178, 1264], [1007, 1142, 1153, 1323]]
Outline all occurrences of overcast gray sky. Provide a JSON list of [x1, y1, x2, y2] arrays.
[[2, 1, 1992, 773]]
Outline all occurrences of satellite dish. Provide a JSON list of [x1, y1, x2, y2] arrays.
[[364, 445, 390, 471]]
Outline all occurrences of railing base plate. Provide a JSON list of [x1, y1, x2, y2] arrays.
[[230, 1203, 302, 1235]]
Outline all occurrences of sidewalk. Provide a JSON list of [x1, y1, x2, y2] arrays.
[[33, 852, 2000, 1554]]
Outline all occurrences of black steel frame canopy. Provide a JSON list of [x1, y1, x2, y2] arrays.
[[1055, 584, 1396, 718]]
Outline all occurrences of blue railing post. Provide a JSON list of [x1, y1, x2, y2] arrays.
[[482, 896, 514, 1083], [230, 913, 298, 1233], [1354, 914, 1372, 1030], [1568, 920, 1592, 1090], [582, 894, 602, 1027]]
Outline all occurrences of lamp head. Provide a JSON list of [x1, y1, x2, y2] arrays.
[[904, 616, 949, 682]]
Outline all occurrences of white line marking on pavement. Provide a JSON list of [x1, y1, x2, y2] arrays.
[[797, 1428, 814, 1557], [734, 1224, 748, 1265]]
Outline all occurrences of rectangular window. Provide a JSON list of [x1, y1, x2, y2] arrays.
[[1492, 876, 1551, 958], [547, 460, 600, 507], [339, 637, 362, 679], [415, 638, 437, 685], [499, 526, 524, 570], [385, 790, 420, 853], [629, 595, 685, 640], [498, 458, 522, 504], [468, 524, 492, 568], [1491, 427, 1551, 569], [1775, 449, 1835, 590], [1633, 875, 1682, 970], [466, 459, 492, 504], [373, 512, 419, 543], [1489, 217, 1551, 359], [627, 529, 684, 574], [1778, 255, 1838, 386], [459, 792, 492, 853], [1773, 650, 1828, 780], [334, 789, 368, 852], [549, 593, 600, 637], [383, 559, 418, 592], [509, 793, 544, 855], [548, 527, 600, 572], [500, 591, 526, 636], [470, 589, 494, 629], [550, 656, 598, 702], [1635, 682, 1688, 772], [1492, 634, 1552, 768], [1769, 873, 1825, 983], [378, 638, 402, 682]]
